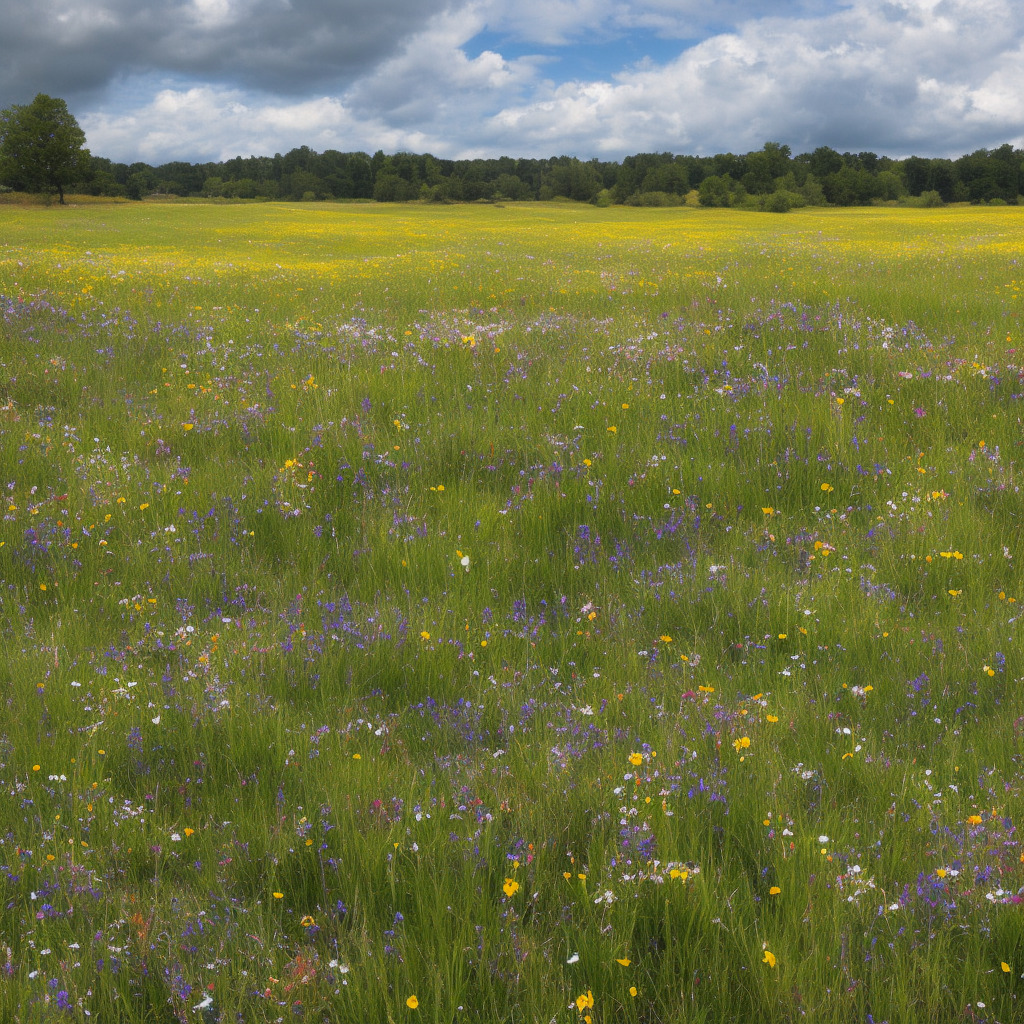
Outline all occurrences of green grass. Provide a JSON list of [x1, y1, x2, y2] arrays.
[[0, 200, 1022, 1022]]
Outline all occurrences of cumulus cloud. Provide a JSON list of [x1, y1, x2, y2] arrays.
[[9, 0, 1024, 163], [476, 0, 1024, 157], [0, 0, 452, 102]]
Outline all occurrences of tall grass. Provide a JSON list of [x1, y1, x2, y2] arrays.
[[0, 201, 1021, 1022]]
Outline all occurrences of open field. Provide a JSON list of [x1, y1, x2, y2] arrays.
[[0, 201, 1022, 1022]]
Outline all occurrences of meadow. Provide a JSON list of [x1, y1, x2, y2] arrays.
[[0, 199, 1021, 1023]]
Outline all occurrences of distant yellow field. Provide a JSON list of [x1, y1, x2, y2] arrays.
[[2, 203, 1021, 334]]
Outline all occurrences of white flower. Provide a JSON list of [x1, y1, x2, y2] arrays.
[[566, 952, 580, 964], [460, 555, 470, 572]]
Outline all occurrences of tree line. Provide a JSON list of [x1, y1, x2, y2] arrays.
[[2, 95, 1022, 209], [69, 142, 1024, 210]]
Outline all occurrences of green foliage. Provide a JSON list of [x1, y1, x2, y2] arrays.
[[0, 93, 90, 203], [759, 190, 794, 212], [698, 174, 734, 207]]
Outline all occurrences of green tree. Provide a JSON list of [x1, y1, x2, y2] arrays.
[[698, 174, 733, 207], [0, 94, 90, 204]]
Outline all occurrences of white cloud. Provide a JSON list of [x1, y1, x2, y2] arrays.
[[75, 0, 1024, 163]]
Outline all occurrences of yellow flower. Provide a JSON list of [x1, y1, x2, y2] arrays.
[[659, 635, 672, 643], [777, 633, 787, 640], [769, 886, 781, 895], [766, 714, 779, 723], [628, 752, 643, 766], [762, 506, 774, 515], [616, 958, 631, 966], [183, 423, 194, 430], [273, 892, 283, 899], [763, 950, 777, 968], [406, 995, 419, 1010], [575, 990, 594, 1012], [607, 425, 617, 433], [698, 684, 715, 693], [300, 915, 315, 928], [184, 828, 194, 837], [934, 868, 947, 879], [732, 736, 750, 752], [629, 986, 638, 997], [966, 814, 983, 825], [420, 631, 431, 640], [1002, 962, 1011, 973], [502, 878, 520, 897]]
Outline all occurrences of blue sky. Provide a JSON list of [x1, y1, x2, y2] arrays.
[[1, 0, 1022, 164]]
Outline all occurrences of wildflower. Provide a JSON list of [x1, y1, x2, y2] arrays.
[[630, 986, 638, 997], [406, 995, 419, 1010], [628, 752, 643, 766], [502, 878, 520, 897], [820, 483, 833, 492], [732, 736, 750, 753], [966, 815, 983, 825], [698, 684, 715, 693], [763, 950, 777, 967], [762, 507, 774, 515], [420, 631, 431, 640], [660, 635, 672, 643], [766, 715, 779, 723], [566, 952, 580, 964], [935, 868, 947, 879], [616, 958, 631, 967], [300, 915, 315, 928], [575, 990, 594, 1012], [607, 425, 617, 433], [769, 886, 781, 895], [183, 423, 194, 430], [1002, 962, 1011, 973], [273, 892, 284, 898]]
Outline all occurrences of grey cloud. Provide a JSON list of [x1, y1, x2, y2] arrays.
[[0, 0, 452, 107]]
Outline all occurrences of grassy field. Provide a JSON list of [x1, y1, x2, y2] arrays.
[[0, 200, 1022, 1023]]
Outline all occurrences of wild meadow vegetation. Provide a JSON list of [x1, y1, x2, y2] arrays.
[[0, 200, 1022, 1022]]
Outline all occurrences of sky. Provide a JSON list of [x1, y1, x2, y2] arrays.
[[1, 0, 1023, 165]]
